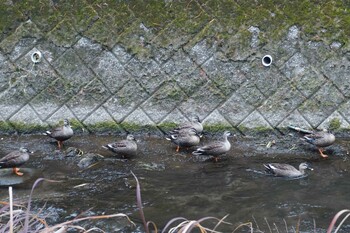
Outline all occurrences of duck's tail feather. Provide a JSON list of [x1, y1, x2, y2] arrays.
[[263, 164, 274, 174], [165, 134, 177, 141], [287, 125, 313, 134], [192, 149, 206, 156], [43, 131, 52, 136], [302, 135, 315, 144]]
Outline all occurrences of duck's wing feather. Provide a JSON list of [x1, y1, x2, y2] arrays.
[[0, 151, 21, 163], [199, 141, 224, 151], [306, 131, 325, 139], [267, 163, 295, 171], [109, 140, 129, 148]]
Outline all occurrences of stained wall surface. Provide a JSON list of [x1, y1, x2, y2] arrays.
[[0, 1, 349, 134]]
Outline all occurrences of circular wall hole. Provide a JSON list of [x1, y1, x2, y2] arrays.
[[262, 55, 272, 67], [31, 51, 42, 63]]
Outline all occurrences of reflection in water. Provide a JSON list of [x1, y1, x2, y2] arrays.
[[0, 134, 349, 232]]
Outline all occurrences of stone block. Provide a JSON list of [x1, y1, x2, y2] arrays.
[[46, 20, 80, 47], [277, 109, 312, 129], [290, 67, 326, 97], [141, 81, 187, 123], [126, 58, 166, 94], [162, 50, 197, 77], [187, 39, 216, 65], [46, 105, 76, 126], [112, 45, 132, 64], [66, 78, 111, 121], [179, 82, 226, 119], [218, 93, 254, 126], [53, 49, 95, 90], [103, 79, 150, 123], [172, 67, 209, 96], [9, 38, 38, 62], [83, 107, 123, 134], [299, 82, 345, 127], [238, 110, 273, 131], [15, 48, 58, 94], [318, 111, 350, 131], [202, 57, 247, 96], [0, 53, 15, 92], [322, 57, 350, 97], [235, 81, 265, 108], [258, 84, 305, 127], [74, 37, 103, 65], [246, 63, 288, 98], [9, 104, 47, 132], [37, 41, 68, 63], [90, 50, 131, 93], [203, 110, 235, 134], [30, 78, 77, 120], [0, 20, 43, 55], [121, 108, 160, 133]]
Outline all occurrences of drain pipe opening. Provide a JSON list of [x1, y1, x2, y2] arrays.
[[31, 51, 42, 64], [262, 55, 272, 67]]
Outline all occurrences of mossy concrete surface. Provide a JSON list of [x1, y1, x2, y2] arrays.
[[0, 1, 350, 135]]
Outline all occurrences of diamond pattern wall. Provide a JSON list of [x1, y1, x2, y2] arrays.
[[0, 1, 349, 134]]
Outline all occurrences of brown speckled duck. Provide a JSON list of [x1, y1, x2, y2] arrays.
[[264, 162, 313, 178], [44, 119, 74, 149], [0, 147, 33, 176], [192, 131, 231, 161], [166, 128, 200, 152], [169, 116, 203, 136], [102, 134, 137, 159], [303, 130, 335, 158]]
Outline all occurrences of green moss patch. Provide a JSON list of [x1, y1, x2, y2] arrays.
[[119, 122, 159, 134], [329, 118, 341, 131], [85, 121, 123, 134], [1, 0, 349, 53], [9, 121, 47, 134], [157, 122, 178, 132], [203, 123, 235, 133]]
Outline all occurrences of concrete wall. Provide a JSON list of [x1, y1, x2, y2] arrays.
[[0, 1, 349, 134]]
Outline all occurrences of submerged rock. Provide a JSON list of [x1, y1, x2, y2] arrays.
[[65, 147, 83, 158], [77, 153, 104, 169]]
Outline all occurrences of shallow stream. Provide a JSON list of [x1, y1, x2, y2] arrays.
[[0, 133, 349, 232]]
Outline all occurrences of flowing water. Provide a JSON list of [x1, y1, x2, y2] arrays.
[[0, 133, 349, 232]]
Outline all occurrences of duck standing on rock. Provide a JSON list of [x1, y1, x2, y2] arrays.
[[302, 130, 335, 158], [192, 131, 231, 162], [0, 147, 33, 176], [102, 134, 138, 159], [44, 119, 74, 150], [288, 126, 335, 158], [264, 162, 313, 178], [166, 128, 200, 152]]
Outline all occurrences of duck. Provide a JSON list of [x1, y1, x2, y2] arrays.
[[44, 119, 74, 150], [192, 131, 231, 161], [264, 162, 313, 178], [169, 116, 203, 136], [0, 147, 33, 176], [166, 128, 200, 152], [102, 134, 137, 159], [302, 129, 335, 158]]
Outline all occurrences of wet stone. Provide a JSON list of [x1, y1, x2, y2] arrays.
[[65, 147, 83, 158], [77, 153, 104, 169]]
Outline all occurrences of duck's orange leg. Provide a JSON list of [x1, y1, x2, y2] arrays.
[[57, 141, 62, 150], [318, 148, 328, 158], [176, 146, 180, 152], [12, 167, 23, 176]]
